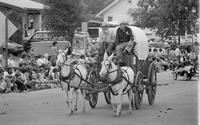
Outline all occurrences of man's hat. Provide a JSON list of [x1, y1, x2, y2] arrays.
[[120, 20, 129, 25]]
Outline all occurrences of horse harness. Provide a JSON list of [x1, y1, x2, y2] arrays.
[[60, 64, 92, 90], [102, 59, 133, 95]]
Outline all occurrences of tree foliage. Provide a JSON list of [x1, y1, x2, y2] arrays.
[[43, 0, 84, 43], [135, 0, 199, 38], [36, 0, 114, 21]]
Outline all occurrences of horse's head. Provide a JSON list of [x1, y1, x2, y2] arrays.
[[99, 52, 115, 79]]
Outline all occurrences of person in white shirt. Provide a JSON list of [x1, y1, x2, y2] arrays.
[[175, 47, 181, 57], [42, 54, 50, 66], [98, 22, 115, 56], [36, 55, 44, 67]]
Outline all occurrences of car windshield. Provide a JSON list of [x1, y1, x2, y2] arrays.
[[31, 32, 53, 41]]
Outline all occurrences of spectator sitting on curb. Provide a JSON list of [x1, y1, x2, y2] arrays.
[[42, 54, 50, 66], [0, 68, 7, 93], [36, 55, 44, 67], [15, 71, 28, 92], [4, 67, 16, 92], [37, 54, 51, 79], [29, 71, 41, 88]]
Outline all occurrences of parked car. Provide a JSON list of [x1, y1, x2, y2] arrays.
[[23, 31, 92, 57], [22, 31, 70, 56], [1, 40, 24, 55]]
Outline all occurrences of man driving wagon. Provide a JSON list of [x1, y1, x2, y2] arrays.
[[97, 21, 135, 64], [115, 21, 136, 62], [97, 20, 149, 71]]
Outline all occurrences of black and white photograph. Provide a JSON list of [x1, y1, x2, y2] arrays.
[[0, 0, 199, 125]]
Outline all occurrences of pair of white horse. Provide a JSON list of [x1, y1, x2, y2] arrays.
[[60, 52, 135, 117]]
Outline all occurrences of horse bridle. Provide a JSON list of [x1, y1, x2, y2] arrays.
[[102, 59, 113, 75], [102, 59, 121, 77]]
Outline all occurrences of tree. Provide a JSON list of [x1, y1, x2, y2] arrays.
[[135, 0, 199, 38], [43, 0, 84, 43]]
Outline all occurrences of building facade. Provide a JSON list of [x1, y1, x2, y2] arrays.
[[0, 0, 45, 39], [96, 0, 139, 24]]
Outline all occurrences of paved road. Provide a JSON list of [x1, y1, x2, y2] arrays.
[[0, 71, 198, 125]]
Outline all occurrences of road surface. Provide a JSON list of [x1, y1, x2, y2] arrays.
[[0, 71, 198, 125]]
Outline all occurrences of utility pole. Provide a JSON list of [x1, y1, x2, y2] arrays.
[[5, 17, 8, 68], [4, 9, 15, 68]]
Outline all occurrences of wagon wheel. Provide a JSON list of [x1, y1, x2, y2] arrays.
[[134, 71, 144, 109], [104, 89, 111, 104], [147, 63, 157, 105], [88, 70, 99, 108], [173, 72, 177, 80], [89, 69, 98, 84], [89, 93, 98, 108]]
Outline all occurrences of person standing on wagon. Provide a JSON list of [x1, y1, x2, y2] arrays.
[[98, 22, 115, 57], [51, 41, 60, 66], [114, 21, 136, 60]]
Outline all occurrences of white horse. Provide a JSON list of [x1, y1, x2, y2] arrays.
[[68, 64, 89, 115], [99, 52, 135, 117], [59, 53, 89, 115]]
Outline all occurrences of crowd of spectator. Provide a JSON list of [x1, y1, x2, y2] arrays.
[[148, 41, 199, 72], [0, 52, 58, 93]]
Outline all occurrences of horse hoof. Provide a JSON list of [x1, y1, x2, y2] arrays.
[[74, 107, 78, 111], [66, 101, 69, 105], [82, 109, 86, 112], [114, 114, 119, 118], [67, 111, 73, 116], [114, 112, 121, 117], [128, 110, 132, 114]]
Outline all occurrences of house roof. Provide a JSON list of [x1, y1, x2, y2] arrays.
[[96, 0, 120, 17], [0, 0, 45, 11]]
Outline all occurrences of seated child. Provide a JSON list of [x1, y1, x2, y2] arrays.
[[15, 72, 28, 92], [0, 70, 7, 93], [4, 68, 16, 92]]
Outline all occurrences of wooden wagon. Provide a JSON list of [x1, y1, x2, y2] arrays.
[[86, 26, 157, 109]]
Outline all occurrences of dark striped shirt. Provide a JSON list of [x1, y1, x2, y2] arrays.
[[115, 27, 134, 45]]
